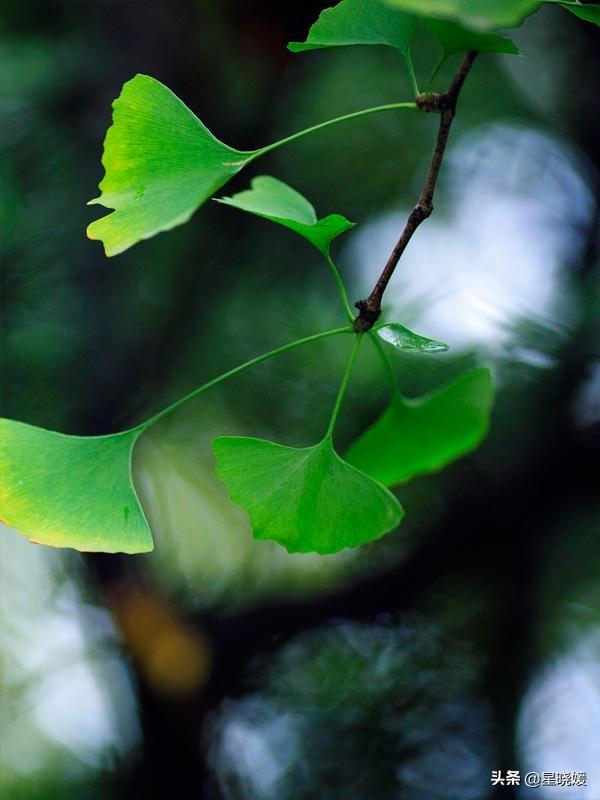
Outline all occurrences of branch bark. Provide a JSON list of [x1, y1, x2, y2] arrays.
[[354, 50, 478, 332]]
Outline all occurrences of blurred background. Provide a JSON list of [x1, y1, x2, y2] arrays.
[[1, 1, 599, 798]]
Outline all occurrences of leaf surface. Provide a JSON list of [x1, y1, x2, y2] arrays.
[[384, 0, 542, 28], [386, 0, 600, 29], [289, 0, 417, 54], [213, 435, 403, 554], [345, 367, 493, 486], [87, 74, 255, 256], [559, 2, 600, 25], [0, 419, 152, 553], [376, 322, 448, 353], [216, 175, 354, 256], [423, 17, 520, 57]]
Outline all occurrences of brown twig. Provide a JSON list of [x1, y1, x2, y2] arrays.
[[354, 50, 478, 332]]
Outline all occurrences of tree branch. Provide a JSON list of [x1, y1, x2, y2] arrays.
[[354, 51, 478, 332]]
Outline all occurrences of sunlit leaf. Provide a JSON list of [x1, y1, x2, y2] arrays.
[[87, 74, 256, 256], [0, 419, 152, 553], [213, 435, 403, 554], [289, 0, 417, 55], [216, 175, 354, 256], [376, 322, 448, 353], [422, 17, 520, 58], [384, 0, 542, 29], [345, 367, 494, 486]]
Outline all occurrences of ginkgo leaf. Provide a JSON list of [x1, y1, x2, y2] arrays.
[[560, 2, 600, 26], [288, 0, 417, 55], [345, 367, 493, 487], [422, 17, 520, 58], [0, 419, 152, 553], [376, 323, 449, 353], [87, 74, 256, 257], [212, 435, 403, 554], [216, 175, 355, 256], [386, 0, 600, 30], [384, 0, 542, 29]]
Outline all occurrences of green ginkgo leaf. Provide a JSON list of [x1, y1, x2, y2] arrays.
[[385, 0, 542, 28], [386, 0, 600, 30], [422, 17, 520, 58], [212, 435, 403, 554], [560, 2, 600, 26], [216, 175, 355, 256], [345, 367, 493, 486], [376, 322, 449, 353], [87, 74, 256, 256], [0, 419, 152, 553], [288, 0, 417, 55]]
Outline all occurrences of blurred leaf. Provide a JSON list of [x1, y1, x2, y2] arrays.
[[422, 17, 521, 58], [289, 0, 417, 55], [386, 0, 600, 29], [213, 435, 403, 553], [216, 175, 355, 256], [560, 2, 600, 26], [0, 419, 152, 553], [384, 0, 542, 29], [87, 74, 256, 256], [376, 322, 449, 352], [345, 367, 494, 486]]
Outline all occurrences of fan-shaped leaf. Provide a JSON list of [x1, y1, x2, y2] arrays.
[[385, 0, 542, 29], [376, 323, 448, 353], [560, 2, 600, 26], [87, 74, 256, 256], [345, 367, 493, 486], [423, 17, 520, 57], [213, 435, 403, 554], [216, 175, 354, 256], [289, 0, 417, 55], [0, 419, 152, 553], [386, 0, 600, 30]]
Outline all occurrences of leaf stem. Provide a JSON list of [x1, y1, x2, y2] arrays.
[[137, 326, 353, 431], [369, 332, 402, 401], [427, 53, 446, 91], [326, 334, 363, 440], [326, 254, 355, 323], [256, 102, 418, 157], [403, 52, 420, 99]]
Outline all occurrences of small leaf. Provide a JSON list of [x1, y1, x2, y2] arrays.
[[384, 0, 542, 29], [345, 367, 494, 487], [87, 74, 256, 256], [289, 0, 417, 55], [559, 2, 600, 26], [422, 17, 521, 58], [376, 322, 449, 353], [0, 419, 152, 553], [216, 175, 355, 256], [213, 435, 403, 554]]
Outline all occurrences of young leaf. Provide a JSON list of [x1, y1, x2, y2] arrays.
[[216, 175, 355, 256], [0, 419, 152, 553], [345, 367, 493, 486], [384, 0, 542, 29], [422, 17, 520, 59], [288, 0, 417, 55], [212, 436, 403, 554], [376, 322, 449, 353], [87, 74, 256, 256]]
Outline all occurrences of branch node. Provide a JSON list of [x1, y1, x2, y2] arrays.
[[353, 300, 380, 333]]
